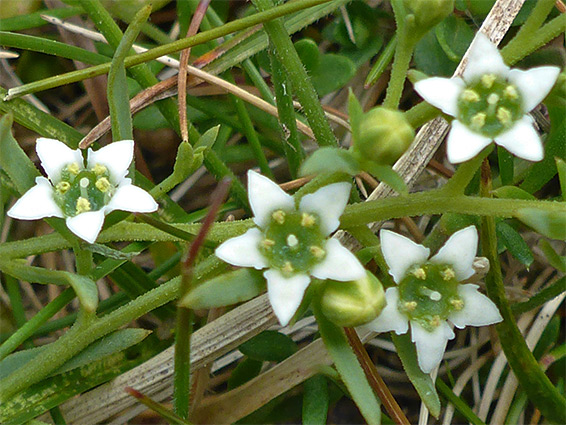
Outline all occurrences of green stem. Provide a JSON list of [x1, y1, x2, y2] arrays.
[[251, 0, 338, 147], [442, 146, 492, 195], [480, 161, 566, 425], [4, 0, 334, 100], [383, 28, 417, 109], [174, 307, 193, 418], [436, 379, 486, 425], [404, 101, 441, 129]]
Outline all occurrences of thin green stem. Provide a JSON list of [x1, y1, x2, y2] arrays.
[[4, 0, 334, 100], [442, 147, 492, 195], [404, 101, 441, 129], [252, 0, 338, 147], [480, 161, 566, 424], [174, 307, 193, 418]]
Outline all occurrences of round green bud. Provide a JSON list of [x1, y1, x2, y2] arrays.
[[320, 271, 386, 327], [354, 107, 414, 165], [404, 0, 454, 30]]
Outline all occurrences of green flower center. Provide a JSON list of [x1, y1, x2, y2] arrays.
[[259, 209, 327, 276], [457, 74, 523, 138], [53, 163, 116, 217], [397, 263, 464, 332]]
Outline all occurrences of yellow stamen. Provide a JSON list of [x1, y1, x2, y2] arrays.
[[272, 210, 286, 224], [441, 267, 456, 281], [309, 245, 326, 259], [404, 301, 417, 311], [504, 85, 518, 99], [67, 162, 80, 175], [281, 261, 294, 275], [93, 163, 108, 176], [461, 89, 480, 102], [481, 74, 497, 88], [95, 177, 111, 193], [471, 112, 486, 130], [450, 298, 465, 310], [496, 107, 512, 125], [56, 181, 70, 193], [261, 238, 275, 249], [76, 197, 91, 213], [412, 267, 426, 280], [301, 212, 316, 227], [429, 315, 441, 328]]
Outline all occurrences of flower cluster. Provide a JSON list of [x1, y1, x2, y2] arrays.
[[215, 170, 366, 326], [415, 33, 560, 164], [8, 138, 158, 243], [365, 226, 502, 373]]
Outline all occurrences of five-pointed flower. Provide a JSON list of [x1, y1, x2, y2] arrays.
[[414, 33, 560, 164], [215, 170, 366, 326], [364, 226, 502, 373], [8, 138, 158, 244]]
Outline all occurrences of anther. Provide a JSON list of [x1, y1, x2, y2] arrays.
[[301, 212, 316, 227], [95, 177, 111, 193], [412, 267, 426, 280], [67, 162, 80, 175], [282, 261, 294, 274], [404, 301, 417, 311], [441, 267, 456, 281], [470, 112, 486, 130], [56, 181, 70, 193], [93, 163, 108, 176], [309, 245, 325, 259], [261, 238, 275, 249], [487, 93, 500, 105], [286, 234, 299, 248], [481, 74, 497, 88], [461, 89, 480, 102], [496, 107, 512, 125], [76, 197, 91, 213], [272, 210, 286, 224], [429, 315, 441, 327], [504, 85, 518, 99], [450, 298, 464, 310]]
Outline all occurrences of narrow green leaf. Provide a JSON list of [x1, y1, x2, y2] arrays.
[[194, 124, 221, 149], [300, 147, 360, 177], [492, 185, 536, 201], [0, 7, 82, 31], [497, 146, 514, 186], [67, 274, 99, 313], [302, 375, 329, 424], [496, 221, 534, 267], [314, 302, 381, 425], [436, 379, 486, 425], [516, 208, 566, 240], [363, 163, 408, 195], [85, 243, 141, 260], [348, 89, 364, 144], [239, 330, 298, 362], [227, 358, 263, 390], [539, 239, 566, 272], [0, 114, 40, 194], [180, 268, 265, 309], [392, 333, 441, 418], [108, 5, 152, 141], [556, 157, 566, 200], [512, 276, 566, 315]]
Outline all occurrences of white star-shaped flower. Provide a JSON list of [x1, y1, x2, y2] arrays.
[[414, 33, 560, 164], [215, 170, 366, 326], [8, 138, 158, 243], [364, 226, 502, 373]]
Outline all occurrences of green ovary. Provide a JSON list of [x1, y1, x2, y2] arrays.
[[259, 210, 327, 276], [457, 74, 523, 138], [397, 263, 464, 332], [53, 163, 116, 217]]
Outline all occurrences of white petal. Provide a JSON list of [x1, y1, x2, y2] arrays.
[[106, 181, 158, 213], [66, 211, 106, 244], [462, 33, 509, 82], [508, 66, 561, 112], [247, 170, 294, 228], [362, 287, 409, 334], [215, 228, 267, 269], [299, 182, 351, 235], [449, 284, 502, 329], [430, 226, 478, 280], [87, 140, 134, 184], [494, 116, 544, 162], [264, 269, 310, 326], [36, 138, 83, 183], [411, 321, 455, 373], [7, 177, 63, 220], [414, 77, 465, 117], [310, 238, 366, 281], [446, 120, 492, 164], [379, 230, 430, 284]]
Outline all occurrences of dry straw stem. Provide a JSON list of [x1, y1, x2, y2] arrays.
[[48, 0, 524, 423]]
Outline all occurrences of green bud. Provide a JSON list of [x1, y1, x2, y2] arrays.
[[320, 271, 386, 327], [404, 0, 454, 30], [354, 107, 414, 165]]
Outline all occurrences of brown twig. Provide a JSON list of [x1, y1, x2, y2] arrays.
[[344, 327, 411, 425]]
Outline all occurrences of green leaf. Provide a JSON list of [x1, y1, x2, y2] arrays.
[[538, 239, 566, 272], [0, 114, 40, 194], [239, 330, 298, 362], [194, 124, 221, 150], [227, 358, 263, 390], [294, 38, 321, 72], [311, 53, 357, 96], [496, 221, 534, 267], [85, 243, 141, 260], [108, 5, 152, 141], [556, 157, 566, 200], [492, 185, 536, 201], [300, 147, 360, 177], [362, 162, 408, 194], [392, 333, 441, 418], [180, 268, 266, 309], [348, 89, 363, 144], [314, 302, 381, 425], [302, 375, 329, 424], [67, 274, 99, 313], [516, 208, 566, 240]]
